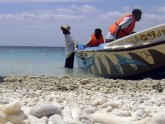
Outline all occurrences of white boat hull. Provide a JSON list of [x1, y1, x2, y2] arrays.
[[76, 24, 165, 79]]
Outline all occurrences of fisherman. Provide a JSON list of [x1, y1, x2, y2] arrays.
[[86, 28, 104, 47], [106, 9, 142, 43], [61, 25, 77, 69]]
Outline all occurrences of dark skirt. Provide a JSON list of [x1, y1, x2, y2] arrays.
[[65, 52, 75, 69]]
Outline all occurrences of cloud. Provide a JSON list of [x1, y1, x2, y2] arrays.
[[122, 6, 131, 11], [55, 8, 75, 14], [98, 11, 122, 20], [157, 7, 165, 13], [70, 5, 99, 14], [80, 5, 99, 14], [0, 4, 99, 21], [0, 8, 85, 21], [143, 13, 165, 20]]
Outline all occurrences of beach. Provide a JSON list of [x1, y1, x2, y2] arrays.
[[0, 75, 165, 124]]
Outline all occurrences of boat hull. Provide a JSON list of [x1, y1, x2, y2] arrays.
[[76, 40, 165, 79]]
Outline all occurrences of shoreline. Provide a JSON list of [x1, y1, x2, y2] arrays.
[[0, 75, 165, 124]]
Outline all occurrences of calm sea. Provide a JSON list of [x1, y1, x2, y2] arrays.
[[0, 46, 94, 78]]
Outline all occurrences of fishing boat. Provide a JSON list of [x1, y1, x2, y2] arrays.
[[75, 24, 165, 79]]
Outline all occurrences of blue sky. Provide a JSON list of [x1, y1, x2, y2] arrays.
[[0, 0, 165, 46]]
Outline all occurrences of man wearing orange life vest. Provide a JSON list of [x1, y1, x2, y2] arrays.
[[86, 28, 104, 47], [106, 9, 142, 43]]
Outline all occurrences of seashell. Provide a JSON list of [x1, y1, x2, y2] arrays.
[[27, 102, 36, 107], [109, 102, 120, 108], [78, 79, 89, 85], [114, 110, 131, 117], [84, 107, 97, 114], [91, 98, 106, 107], [57, 96, 66, 103], [99, 102, 111, 109], [106, 106, 113, 112], [79, 113, 89, 120]]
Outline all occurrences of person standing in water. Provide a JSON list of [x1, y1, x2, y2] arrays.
[[61, 25, 77, 69]]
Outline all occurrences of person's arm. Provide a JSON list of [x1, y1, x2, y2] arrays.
[[71, 36, 78, 48], [86, 38, 92, 47], [86, 33, 94, 47], [67, 35, 77, 51], [115, 26, 121, 39], [100, 35, 104, 44], [119, 17, 132, 29]]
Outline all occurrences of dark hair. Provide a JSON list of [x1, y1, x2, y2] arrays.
[[95, 28, 102, 34], [132, 9, 142, 15]]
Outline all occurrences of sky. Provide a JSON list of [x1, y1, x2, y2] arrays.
[[0, 0, 165, 47]]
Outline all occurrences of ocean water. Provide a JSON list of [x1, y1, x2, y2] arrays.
[[0, 46, 94, 78]]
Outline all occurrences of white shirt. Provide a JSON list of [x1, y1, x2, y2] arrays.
[[64, 34, 76, 58], [117, 16, 133, 30], [106, 16, 133, 40]]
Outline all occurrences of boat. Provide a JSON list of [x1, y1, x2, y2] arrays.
[[75, 24, 165, 79]]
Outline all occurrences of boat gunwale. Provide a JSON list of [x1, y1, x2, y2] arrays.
[[76, 40, 165, 53]]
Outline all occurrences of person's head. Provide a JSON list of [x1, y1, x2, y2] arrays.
[[94, 28, 102, 39], [132, 9, 142, 21], [95, 28, 102, 35], [61, 25, 70, 34]]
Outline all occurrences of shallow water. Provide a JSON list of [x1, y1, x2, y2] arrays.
[[0, 46, 94, 78]]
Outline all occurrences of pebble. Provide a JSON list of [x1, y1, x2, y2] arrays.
[[0, 75, 165, 124], [29, 102, 61, 118]]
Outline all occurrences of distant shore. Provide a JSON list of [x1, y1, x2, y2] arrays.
[[0, 75, 165, 124]]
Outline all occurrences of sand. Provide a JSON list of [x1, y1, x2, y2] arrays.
[[0, 75, 165, 124]]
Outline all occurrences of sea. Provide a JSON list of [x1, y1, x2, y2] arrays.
[[0, 46, 94, 78]]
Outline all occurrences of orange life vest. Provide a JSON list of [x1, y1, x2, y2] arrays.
[[109, 14, 136, 38], [87, 33, 104, 47]]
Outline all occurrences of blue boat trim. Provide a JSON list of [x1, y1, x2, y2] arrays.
[[76, 54, 95, 69], [114, 55, 147, 74]]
